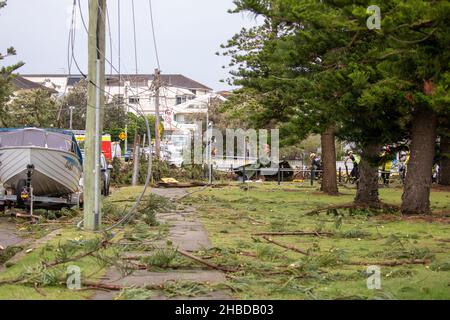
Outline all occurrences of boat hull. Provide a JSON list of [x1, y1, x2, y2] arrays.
[[0, 147, 82, 196]]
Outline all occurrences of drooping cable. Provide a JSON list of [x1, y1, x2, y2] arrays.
[[131, 0, 139, 74], [148, 0, 161, 70]]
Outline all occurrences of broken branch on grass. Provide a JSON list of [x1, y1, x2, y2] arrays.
[[306, 202, 400, 216], [246, 216, 266, 225], [44, 240, 109, 268], [253, 231, 333, 237], [177, 249, 239, 273], [34, 283, 47, 297], [347, 259, 430, 267], [77, 281, 124, 291], [261, 236, 309, 256]]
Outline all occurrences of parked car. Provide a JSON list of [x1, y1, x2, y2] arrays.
[[81, 152, 112, 196], [124, 149, 134, 162], [100, 154, 112, 196]]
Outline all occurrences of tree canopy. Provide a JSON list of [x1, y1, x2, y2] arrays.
[[222, 0, 450, 209]]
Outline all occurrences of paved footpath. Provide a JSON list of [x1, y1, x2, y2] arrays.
[[93, 188, 231, 300], [0, 218, 22, 249], [0, 217, 25, 273]]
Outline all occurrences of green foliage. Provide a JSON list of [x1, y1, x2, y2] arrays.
[[115, 287, 154, 300], [0, 3, 25, 127], [59, 80, 88, 130], [2, 89, 59, 128], [110, 157, 128, 185], [430, 261, 450, 272], [146, 158, 171, 182], [21, 263, 64, 287], [187, 183, 450, 299], [221, 0, 450, 163], [126, 113, 157, 146], [141, 248, 178, 269], [136, 195, 172, 227], [162, 281, 210, 298], [60, 80, 130, 133], [0, 246, 22, 265], [255, 244, 284, 262], [339, 229, 371, 239], [371, 234, 435, 260]]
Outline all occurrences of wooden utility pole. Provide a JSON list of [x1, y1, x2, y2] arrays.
[[84, 0, 106, 231], [154, 68, 161, 159], [132, 133, 141, 186]]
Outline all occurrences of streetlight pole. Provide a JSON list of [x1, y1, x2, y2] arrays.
[[154, 68, 161, 159], [69, 106, 75, 130]]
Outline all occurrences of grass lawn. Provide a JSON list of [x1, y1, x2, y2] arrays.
[[0, 186, 173, 300], [184, 182, 450, 300], [0, 228, 105, 300], [0, 183, 448, 300]]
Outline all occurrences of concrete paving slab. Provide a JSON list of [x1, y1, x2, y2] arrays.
[[100, 268, 226, 287]]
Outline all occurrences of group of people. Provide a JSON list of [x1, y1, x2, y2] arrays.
[[309, 148, 412, 186]]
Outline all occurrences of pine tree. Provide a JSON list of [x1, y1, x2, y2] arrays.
[[223, 0, 449, 211], [5, 89, 59, 127], [0, 1, 25, 126]]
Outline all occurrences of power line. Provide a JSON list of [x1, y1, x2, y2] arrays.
[[105, 1, 113, 96], [131, 0, 139, 74], [117, 0, 121, 97], [67, 0, 167, 116], [148, 0, 161, 70]]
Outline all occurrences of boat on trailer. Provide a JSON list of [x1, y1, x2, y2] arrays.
[[0, 128, 83, 209]]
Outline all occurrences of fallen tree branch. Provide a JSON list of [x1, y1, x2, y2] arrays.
[[253, 231, 333, 237], [34, 283, 47, 297], [246, 216, 266, 225], [239, 251, 257, 258], [80, 281, 124, 291], [347, 259, 430, 267], [177, 249, 239, 273], [44, 240, 109, 268], [262, 236, 309, 256], [157, 181, 208, 188], [306, 202, 400, 216], [0, 278, 22, 286]]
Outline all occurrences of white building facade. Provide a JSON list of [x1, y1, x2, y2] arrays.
[[21, 74, 223, 135]]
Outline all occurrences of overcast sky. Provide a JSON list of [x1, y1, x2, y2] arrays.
[[0, 0, 259, 91]]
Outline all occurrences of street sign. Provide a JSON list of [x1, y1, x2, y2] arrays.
[[119, 132, 127, 141]]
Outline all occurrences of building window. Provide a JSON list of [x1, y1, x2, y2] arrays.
[[176, 96, 185, 105], [114, 94, 124, 104], [129, 96, 140, 104], [176, 95, 195, 105]]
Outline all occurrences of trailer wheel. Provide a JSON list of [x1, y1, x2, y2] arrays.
[[15, 179, 27, 207]]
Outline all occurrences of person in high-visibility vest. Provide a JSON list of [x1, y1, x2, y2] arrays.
[[345, 150, 360, 182], [399, 150, 409, 183], [380, 147, 394, 186]]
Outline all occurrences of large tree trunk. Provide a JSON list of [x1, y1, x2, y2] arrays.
[[320, 126, 338, 195], [401, 109, 437, 214], [355, 144, 380, 206], [439, 135, 450, 185]]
